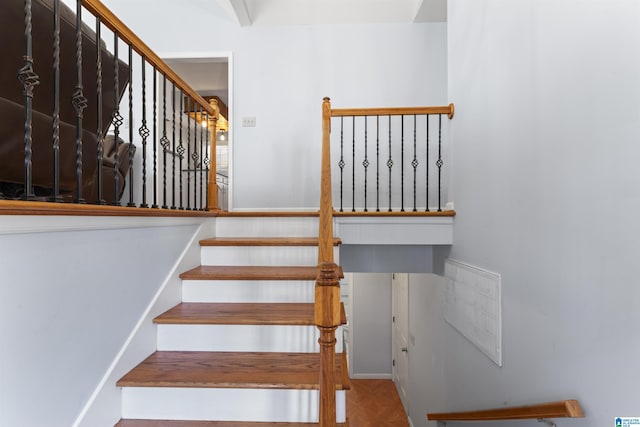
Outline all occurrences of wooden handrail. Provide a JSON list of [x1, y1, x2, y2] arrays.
[[331, 103, 454, 119], [81, 0, 213, 116], [427, 400, 584, 421]]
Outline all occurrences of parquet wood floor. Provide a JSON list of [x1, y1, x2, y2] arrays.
[[347, 379, 409, 427]]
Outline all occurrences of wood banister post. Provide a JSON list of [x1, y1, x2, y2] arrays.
[[317, 97, 337, 427], [316, 262, 340, 427], [207, 98, 219, 211]]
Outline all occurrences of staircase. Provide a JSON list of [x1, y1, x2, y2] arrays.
[[115, 216, 349, 426]]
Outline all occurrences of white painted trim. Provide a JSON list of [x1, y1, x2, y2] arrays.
[[408, 416, 415, 427], [71, 220, 214, 427], [349, 373, 393, 380], [0, 216, 206, 235], [231, 207, 319, 213]]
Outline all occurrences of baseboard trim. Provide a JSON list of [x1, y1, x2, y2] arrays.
[[349, 373, 393, 380]]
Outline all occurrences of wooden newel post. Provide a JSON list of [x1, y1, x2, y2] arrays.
[[315, 262, 340, 427], [316, 97, 338, 427], [207, 98, 219, 210]]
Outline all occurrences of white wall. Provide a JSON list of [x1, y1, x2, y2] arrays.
[[444, 1, 640, 425], [100, 0, 447, 210], [350, 273, 392, 377], [407, 273, 446, 427], [0, 220, 202, 427]]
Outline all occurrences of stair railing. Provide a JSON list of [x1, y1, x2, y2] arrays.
[[328, 100, 455, 213], [427, 399, 585, 425], [2, 0, 219, 213]]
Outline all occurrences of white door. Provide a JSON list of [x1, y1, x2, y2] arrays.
[[392, 273, 409, 412]]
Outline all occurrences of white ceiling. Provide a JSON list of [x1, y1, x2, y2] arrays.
[[215, 0, 447, 26]]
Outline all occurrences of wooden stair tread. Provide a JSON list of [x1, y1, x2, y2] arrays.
[[179, 266, 344, 281], [154, 303, 347, 326], [116, 420, 347, 426], [117, 351, 350, 390], [199, 237, 341, 247]]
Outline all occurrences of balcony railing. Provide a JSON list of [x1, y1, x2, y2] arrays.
[[1, 0, 219, 213], [327, 99, 454, 213]]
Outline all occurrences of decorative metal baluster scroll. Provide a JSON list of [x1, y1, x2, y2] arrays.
[[186, 97, 191, 210], [387, 115, 392, 211], [177, 90, 185, 209], [94, 15, 105, 204], [111, 32, 123, 205], [171, 82, 177, 209], [191, 103, 199, 210], [376, 115, 380, 212], [72, 0, 88, 203], [199, 105, 204, 210], [127, 45, 135, 207], [18, 0, 40, 201], [51, 0, 62, 202], [437, 114, 443, 211], [412, 115, 418, 212], [363, 116, 369, 212], [139, 58, 150, 208], [151, 68, 158, 209], [338, 117, 344, 212], [204, 111, 211, 211], [160, 75, 169, 209]]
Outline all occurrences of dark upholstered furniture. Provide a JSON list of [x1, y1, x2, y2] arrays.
[[0, 0, 134, 203]]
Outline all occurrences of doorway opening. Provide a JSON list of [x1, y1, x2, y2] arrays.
[[163, 53, 232, 210]]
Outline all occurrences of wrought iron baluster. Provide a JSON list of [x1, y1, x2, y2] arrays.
[[171, 82, 176, 209], [376, 115, 380, 212], [425, 114, 430, 212], [412, 115, 418, 212], [139, 57, 150, 208], [191, 102, 199, 210], [72, 0, 87, 203], [204, 112, 211, 211], [51, 0, 62, 202], [199, 105, 204, 210], [363, 116, 369, 212], [186, 97, 191, 210], [177, 90, 185, 209], [160, 75, 169, 209], [437, 114, 443, 212], [338, 117, 344, 212], [352, 116, 355, 212], [400, 115, 404, 212], [387, 115, 392, 212], [18, 0, 40, 201], [111, 32, 122, 206], [94, 16, 105, 204], [127, 45, 135, 207], [151, 67, 158, 208]]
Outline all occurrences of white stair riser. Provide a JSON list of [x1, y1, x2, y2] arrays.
[[157, 324, 345, 353], [182, 280, 316, 303], [215, 217, 319, 238], [201, 246, 339, 267], [122, 388, 346, 423]]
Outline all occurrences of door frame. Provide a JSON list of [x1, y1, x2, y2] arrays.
[[159, 51, 234, 210]]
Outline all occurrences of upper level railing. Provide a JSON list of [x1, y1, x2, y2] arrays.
[[1, 0, 218, 213], [327, 99, 454, 213]]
